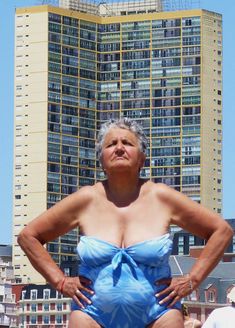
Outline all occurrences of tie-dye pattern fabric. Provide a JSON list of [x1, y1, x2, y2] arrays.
[[71, 233, 181, 328]]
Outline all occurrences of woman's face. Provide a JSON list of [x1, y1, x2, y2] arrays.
[[100, 128, 145, 174]]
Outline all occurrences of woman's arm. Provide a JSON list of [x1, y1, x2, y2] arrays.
[[155, 184, 233, 306], [18, 186, 94, 306]]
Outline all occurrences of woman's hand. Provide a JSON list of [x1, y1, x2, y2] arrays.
[[155, 275, 193, 308], [60, 276, 94, 308]]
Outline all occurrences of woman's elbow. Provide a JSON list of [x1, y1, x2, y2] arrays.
[[219, 221, 233, 243], [227, 223, 233, 239], [17, 227, 29, 249], [17, 226, 37, 249]]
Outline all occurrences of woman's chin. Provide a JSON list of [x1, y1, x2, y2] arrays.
[[110, 167, 137, 175]]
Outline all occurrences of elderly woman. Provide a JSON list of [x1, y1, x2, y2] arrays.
[[18, 118, 233, 328]]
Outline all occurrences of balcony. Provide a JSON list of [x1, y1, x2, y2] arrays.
[[5, 308, 17, 316], [0, 317, 10, 326], [0, 304, 5, 313], [3, 296, 15, 304]]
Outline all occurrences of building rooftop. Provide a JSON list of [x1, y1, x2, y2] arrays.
[[170, 255, 235, 304], [0, 244, 12, 257], [170, 255, 235, 279], [59, 0, 163, 16], [38, 0, 201, 17]]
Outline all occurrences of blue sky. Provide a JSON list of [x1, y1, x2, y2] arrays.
[[0, 0, 235, 244]]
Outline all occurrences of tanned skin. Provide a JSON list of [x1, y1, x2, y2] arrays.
[[18, 128, 233, 328]]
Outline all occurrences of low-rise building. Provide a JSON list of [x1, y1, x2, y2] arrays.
[[18, 253, 235, 326], [170, 250, 235, 323], [18, 284, 71, 328]]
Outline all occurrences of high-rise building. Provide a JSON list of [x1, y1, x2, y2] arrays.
[[13, 1, 222, 283]]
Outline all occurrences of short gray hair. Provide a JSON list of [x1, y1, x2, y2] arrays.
[[96, 118, 148, 160]]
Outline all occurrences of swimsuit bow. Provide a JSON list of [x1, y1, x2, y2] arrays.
[[111, 249, 138, 285]]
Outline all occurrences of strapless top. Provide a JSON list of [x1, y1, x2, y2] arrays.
[[78, 233, 172, 283], [71, 233, 181, 328]]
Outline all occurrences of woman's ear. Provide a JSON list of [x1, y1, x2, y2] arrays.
[[139, 152, 146, 170], [100, 155, 106, 172]]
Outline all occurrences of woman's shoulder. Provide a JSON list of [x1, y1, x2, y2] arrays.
[[77, 182, 98, 194], [146, 181, 174, 195], [144, 181, 183, 207], [75, 181, 105, 200]]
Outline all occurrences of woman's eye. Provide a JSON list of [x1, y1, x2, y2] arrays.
[[107, 142, 115, 147], [123, 140, 132, 145]]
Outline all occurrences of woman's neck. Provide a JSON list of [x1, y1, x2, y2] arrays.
[[104, 174, 143, 207]]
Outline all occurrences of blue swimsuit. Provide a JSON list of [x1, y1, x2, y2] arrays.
[[71, 233, 181, 327]]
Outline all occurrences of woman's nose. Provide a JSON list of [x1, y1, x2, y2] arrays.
[[115, 141, 125, 152]]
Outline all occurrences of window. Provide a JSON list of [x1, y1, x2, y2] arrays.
[[208, 290, 215, 302], [57, 303, 62, 311], [31, 290, 37, 300], [64, 267, 70, 276], [56, 315, 62, 323], [227, 287, 235, 303], [31, 316, 37, 324], [178, 245, 184, 255], [189, 235, 195, 246], [43, 315, 50, 324], [44, 289, 50, 299], [31, 304, 37, 312], [44, 303, 49, 311], [178, 236, 184, 245], [21, 291, 26, 300]]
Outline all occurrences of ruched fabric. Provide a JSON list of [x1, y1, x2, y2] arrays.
[[71, 233, 181, 328]]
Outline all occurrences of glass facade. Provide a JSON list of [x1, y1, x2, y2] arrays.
[[48, 14, 97, 263], [95, 16, 201, 195], [45, 10, 220, 263]]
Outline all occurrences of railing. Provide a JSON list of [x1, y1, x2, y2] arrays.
[[3, 296, 16, 303], [0, 304, 5, 313], [5, 308, 17, 315], [0, 317, 10, 325]]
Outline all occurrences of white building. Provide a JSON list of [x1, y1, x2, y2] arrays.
[[18, 284, 71, 328], [0, 245, 18, 327]]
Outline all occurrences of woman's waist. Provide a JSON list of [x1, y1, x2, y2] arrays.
[[79, 261, 171, 286], [73, 268, 179, 314], [78, 275, 163, 310]]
